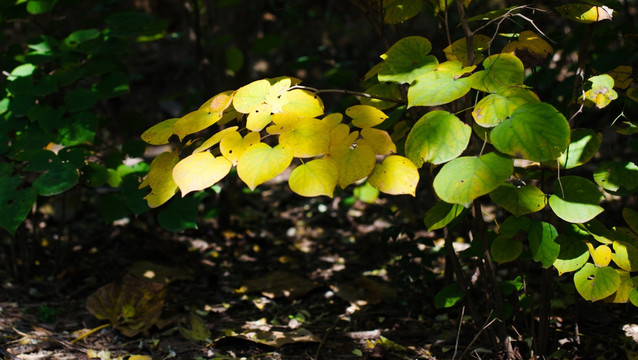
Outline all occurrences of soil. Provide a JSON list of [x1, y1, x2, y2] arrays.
[[2, 181, 638, 360]]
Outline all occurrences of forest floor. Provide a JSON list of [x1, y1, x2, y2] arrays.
[[2, 181, 638, 360]]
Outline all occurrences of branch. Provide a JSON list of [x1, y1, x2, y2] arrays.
[[289, 85, 406, 105]]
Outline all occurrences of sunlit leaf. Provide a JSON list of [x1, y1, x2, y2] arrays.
[[433, 152, 513, 206], [233, 79, 271, 114], [609, 270, 638, 303], [346, 105, 388, 128], [434, 283, 465, 309], [469, 53, 525, 92], [383, 0, 423, 24], [467, 6, 521, 21], [368, 155, 419, 196], [587, 243, 612, 267], [491, 102, 570, 162], [173, 152, 232, 196], [246, 102, 272, 131], [491, 235, 523, 264], [472, 87, 540, 127], [405, 110, 471, 166], [321, 113, 343, 129], [578, 220, 614, 244], [360, 83, 402, 110], [359, 128, 396, 155], [353, 181, 380, 204], [201, 90, 234, 113], [424, 201, 468, 231], [594, 161, 638, 193], [173, 108, 221, 141], [528, 221, 560, 268], [555, 3, 615, 23], [237, 143, 293, 190], [267, 112, 301, 134], [328, 142, 376, 189], [142, 151, 179, 208], [502, 31, 553, 67], [281, 89, 324, 117], [573, 263, 620, 301], [489, 184, 546, 216], [443, 35, 490, 66], [548, 176, 604, 223], [612, 240, 638, 272], [581, 74, 618, 109], [553, 129, 602, 169], [265, 77, 293, 113], [553, 235, 589, 275], [408, 66, 472, 106], [279, 118, 331, 158], [220, 131, 261, 165], [289, 158, 338, 197], [192, 126, 239, 153], [607, 65, 633, 89], [378, 36, 439, 84], [141, 118, 178, 145]]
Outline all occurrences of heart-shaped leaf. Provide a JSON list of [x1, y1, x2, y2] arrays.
[[472, 87, 539, 127], [368, 155, 419, 196], [220, 131, 261, 164], [548, 176, 603, 223], [289, 158, 338, 197], [173, 152, 232, 196], [573, 263, 620, 301], [469, 53, 525, 92], [141, 118, 179, 145], [553, 235, 589, 275], [346, 105, 389, 128], [489, 183, 546, 216], [237, 143, 293, 190], [378, 36, 438, 84]]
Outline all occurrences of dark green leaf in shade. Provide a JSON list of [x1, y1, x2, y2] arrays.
[[81, 162, 109, 187], [491, 235, 523, 263], [157, 196, 200, 231], [225, 45, 244, 75], [32, 75, 58, 96], [16, 149, 61, 172], [97, 193, 131, 223], [121, 175, 149, 216], [32, 162, 78, 196], [97, 71, 130, 98], [548, 176, 604, 223], [434, 283, 465, 309], [58, 147, 90, 169], [0, 187, 37, 235], [424, 201, 468, 231], [64, 88, 101, 112], [528, 221, 560, 268], [489, 183, 546, 216], [623, 208, 638, 235], [64, 29, 101, 47], [26, 0, 58, 14], [27, 105, 65, 133], [58, 112, 99, 146]]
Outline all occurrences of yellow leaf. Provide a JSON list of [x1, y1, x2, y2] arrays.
[[555, 4, 615, 23], [233, 79, 271, 114], [329, 123, 354, 150], [173, 152, 232, 196], [328, 142, 376, 188], [192, 126, 239, 153], [359, 128, 396, 155], [289, 158, 338, 197], [502, 31, 553, 67], [267, 112, 302, 134], [143, 151, 179, 208], [279, 119, 331, 158], [172, 109, 222, 141], [237, 143, 294, 190], [129, 355, 153, 360], [220, 131, 261, 165], [443, 35, 491, 66], [201, 90, 234, 113], [281, 89, 324, 117], [346, 105, 388, 128], [265, 77, 292, 113], [246, 102, 272, 131], [588, 243, 612, 267], [141, 118, 178, 145], [368, 155, 419, 196], [321, 113, 343, 130]]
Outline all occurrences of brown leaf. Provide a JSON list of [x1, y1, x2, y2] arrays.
[[86, 274, 167, 337], [239, 270, 319, 299]]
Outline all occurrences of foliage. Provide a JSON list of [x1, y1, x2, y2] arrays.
[[139, 0, 638, 355]]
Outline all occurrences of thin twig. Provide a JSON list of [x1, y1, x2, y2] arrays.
[[289, 85, 406, 104], [459, 310, 497, 360], [453, 306, 466, 360]]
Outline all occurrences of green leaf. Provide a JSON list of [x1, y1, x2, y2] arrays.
[[472, 87, 540, 128], [64, 88, 101, 112], [555, 3, 615, 23], [289, 158, 338, 197], [581, 74, 618, 109], [578, 219, 614, 244], [611, 240, 638, 272], [10, 63, 36, 78], [383, 0, 423, 24], [360, 83, 402, 110], [408, 65, 472, 107], [0, 184, 37, 235], [468, 53, 525, 92], [64, 29, 101, 47], [26, 0, 58, 14], [573, 263, 620, 301], [593, 161, 638, 193], [433, 152, 513, 206], [353, 182, 380, 204], [58, 112, 99, 146], [378, 36, 439, 84], [173, 152, 232, 196], [434, 283, 465, 309], [548, 176, 604, 223], [32, 162, 78, 196], [623, 208, 638, 235], [424, 201, 468, 231], [225, 45, 244, 75], [528, 221, 560, 268], [97, 193, 131, 223], [491, 103, 570, 162], [555, 129, 602, 169], [405, 110, 471, 167], [237, 143, 293, 191], [368, 155, 419, 196], [553, 235, 589, 275], [443, 35, 490, 66], [158, 196, 200, 231], [489, 184, 546, 216], [28, 105, 65, 133]]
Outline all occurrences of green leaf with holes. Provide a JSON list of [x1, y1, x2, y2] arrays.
[[405, 110, 471, 167], [573, 263, 620, 301], [548, 176, 603, 223], [433, 152, 513, 206], [491, 102, 570, 162]]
